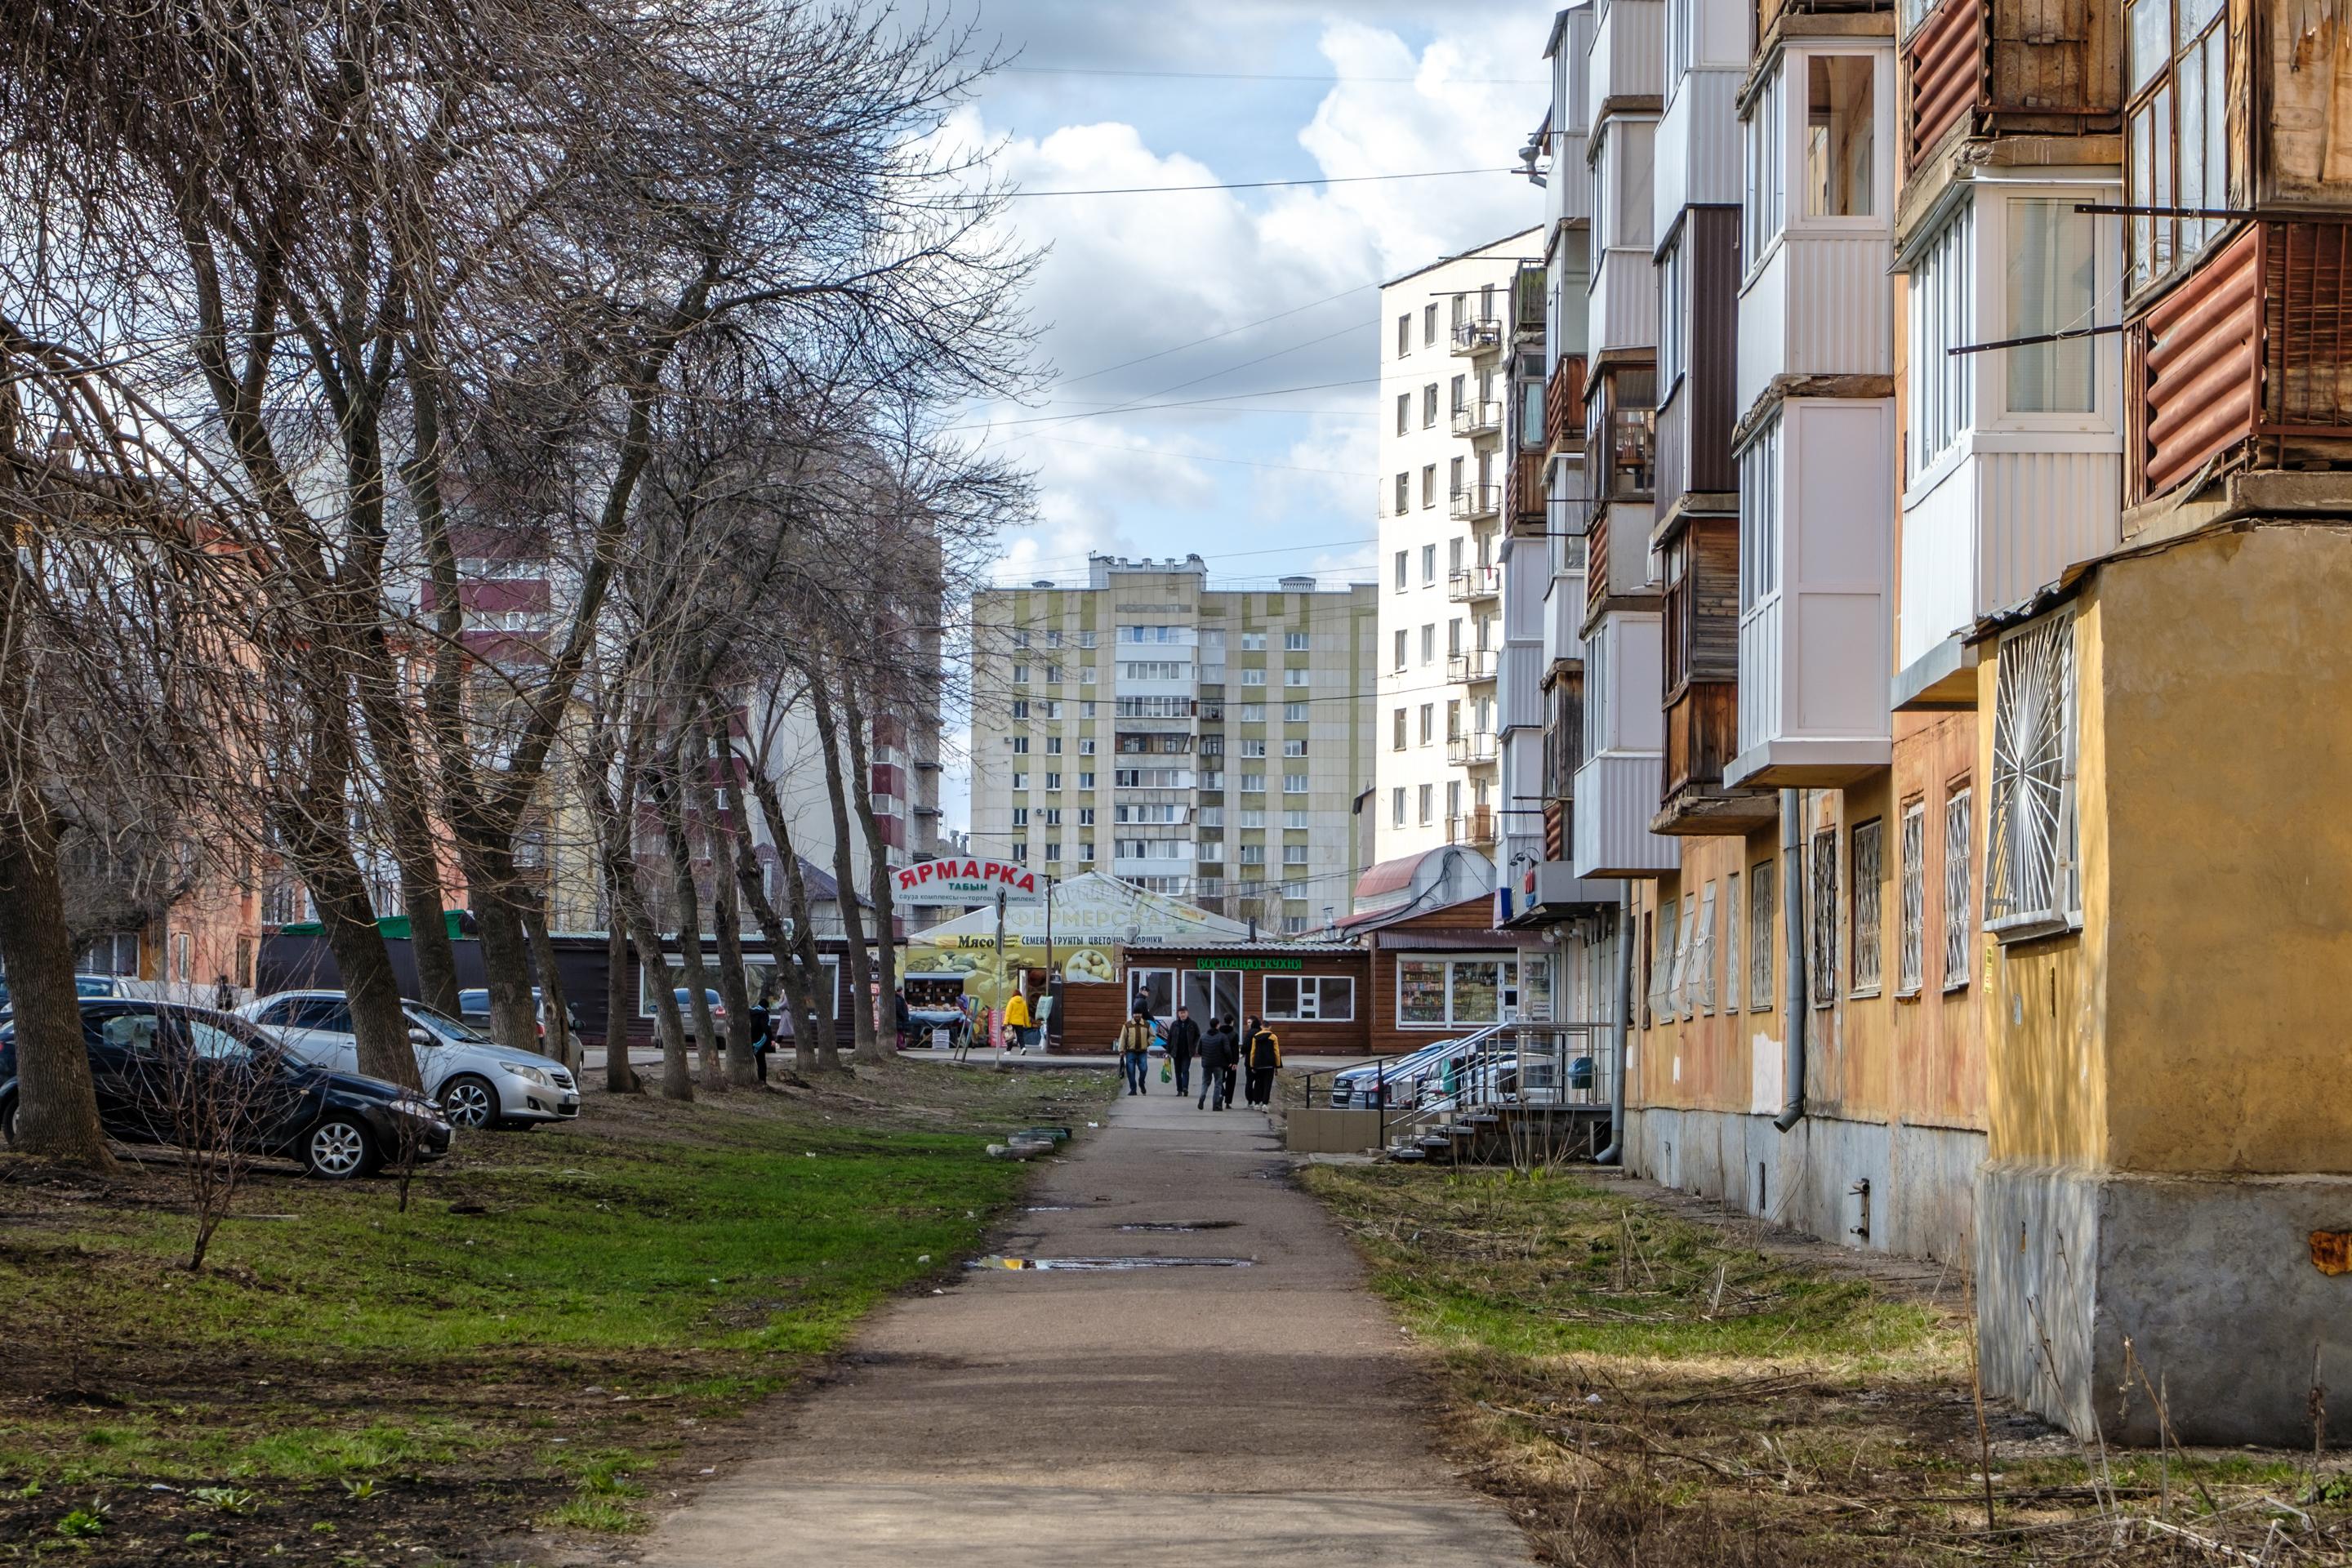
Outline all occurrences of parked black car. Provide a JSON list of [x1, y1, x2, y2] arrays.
[[0, 1000, 452, 1179]]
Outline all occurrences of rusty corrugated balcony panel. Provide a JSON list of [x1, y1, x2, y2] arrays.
[[1904, 0, 2118, 172], [2127, 222, 2263, 505], [1906, 0, 1982, 170], [1545, 355, 1588, 456]]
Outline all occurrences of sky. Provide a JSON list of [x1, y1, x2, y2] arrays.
[[942, 0, 1560, 594]]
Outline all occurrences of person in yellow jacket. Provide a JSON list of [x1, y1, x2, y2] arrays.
[[1116, 1006, 1156, 1096], [1003, 987, 1033, 1054], [1242, 1015, 1282, 1107]]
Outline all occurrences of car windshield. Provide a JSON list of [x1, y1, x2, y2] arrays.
[[406, 1004, 492, 1044]]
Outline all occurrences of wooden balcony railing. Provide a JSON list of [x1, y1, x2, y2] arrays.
[[1513, 448, 1546, 523], [1544, 355, 1588, 455]]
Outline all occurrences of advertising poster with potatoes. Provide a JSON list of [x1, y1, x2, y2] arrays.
[[897, 871, 1251, 997]]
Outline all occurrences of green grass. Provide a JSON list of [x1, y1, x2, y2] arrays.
[[0, 1068, 1112, 1525]]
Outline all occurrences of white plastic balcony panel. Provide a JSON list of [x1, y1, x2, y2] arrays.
[[1571, 753, 1678, 877], [1585, 609, 1664, 755], [1548, 234, 1593, 366], [1503, 549, 1548, 643], [1112, 675, 1197, 700], [1898, 443, 2119, 674], [1588, 0, 1664, 119], [1597, 496, 1657, 600], [1529, 858, 1627, 907], [1500, 642, 1548, 732], [1653, 66, 1742, 239], [1735, 235, 1895, 417], [1728, 399, 1894, 786]]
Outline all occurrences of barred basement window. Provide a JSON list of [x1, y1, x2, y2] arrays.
[[1748, 860, 1775, 1009], [1810, 828, 1838, 1010], [1943, 787, 1975, 989], [1851, 819, 1884, 997], [1897, 801, 1927, 997], [1985, 613, 2079, 940]]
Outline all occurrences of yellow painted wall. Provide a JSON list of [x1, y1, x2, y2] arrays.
[[1630, 824, 1786, 1117], [1886, 712, 1989, 1132], [2098, 526, 2352, 1174]]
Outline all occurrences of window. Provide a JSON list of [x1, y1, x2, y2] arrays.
[[1282, 773, 1308, 795], [1240, 773, 1265, 793], [1420, 625, 1436, 665], [1695, 882, 1719, 1014], [2127, 0, 2226, 292], [1724, 871, 1744, 1012], [1805, 56, 1874, 216], [1648, 901, 1677, 1026], [1045, 666, 1062, 684], [1423, 302, 1438, 344], [1285, 631, 1309, 653], [1417, 783, 1433, 826], [1011, 840, 1027, 861], [1081, 668, 1098, 684], [1197, 839, 1224, 863], [2007, 199, 2097, 413], [1809, 828, 1838, 1009], [1850, 818, 1884, 997], [1394, 474, 1410, 517], [1284, 702, 1309, 722], [1739, 414, 1781, 611], [1448, 536, 1464, 574], [1044, 842, 1062, 862], [1448, 619, 1463, 657], [1196, 806, 1219, 827], [1666, 0, 1694, 87], [1748, 860, 1775, 1009], [1396, 313, 1411, 357], [1897, 801, 1927, 996], [1237, 703, 1264, 722], [1079, 807, 1097, 826], [1045, 630, 1062, 648], [1010, 701, 1029, 720], [1239, 808, 1266, 829], [1392, 787, 1406, 827], [1446, 779, 1461, 817], [1394, 549, 1408, 590], [1240, 668, 1266, 687], [1080, 771, 1097, 788], [1284, 808, 1309, 829], [1044, 772, 1062, 791], [1238, 843, 1266, 866], [1079, 630, 1098, 648], [1265, 976, 1354, 1022], [1240, 738, 1267, 758], [1673, 893, 1698, 1019], [1396, 956, 1517, 1027], [1081, 841, 1095, 861], [1240, 630, 1266, 651], [1392, 629, 1407, 670], [1418, 704, 1434, 745], [1943, 787, 1974, 989], [1985, 613, 2079, 938], [1658, 240, 1686, 394], [1909, 199, 1976, 478], [1283, 739, 1308, 757], [1282, 667, 1309, 688], [1450, 453, 1465, 496], [1046, 736, 1063, 754], [1013, 630, 1031, 648], [1744, 64, 1785, 258], [1450, 372, 1467, 413], [1079, 737, 1097, 755], [1423, 384, 1439, 427], [1011, 666, 1029, 686], [1396, 392, 1410, 435], [1282, 843, 1309, 864], [1446, 699, 1462, 742], [1011, 772, 1029, 791], [1421, 544, 1437, 583], [1392, 708, 1407, 751], [79, 933, 139, 976]]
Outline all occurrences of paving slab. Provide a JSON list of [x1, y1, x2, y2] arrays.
[[635, 1083, 1533, 1566]]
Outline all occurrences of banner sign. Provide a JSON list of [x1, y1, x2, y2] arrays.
[[1192, 956, 1303, 971], [892, 857, 1042, 907]]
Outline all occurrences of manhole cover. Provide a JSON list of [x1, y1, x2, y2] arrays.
[[1116, 1221, 1239, 1232], [967, 1255, 1254, 1272]]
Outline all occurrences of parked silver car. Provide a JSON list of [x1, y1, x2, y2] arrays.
[[238, 990, 581, 1130]]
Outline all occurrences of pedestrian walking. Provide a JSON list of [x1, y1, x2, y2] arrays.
[[1166, 1004, 1200, 1098], [892, 987, 910, 1051], [749, 988, 773, 1084], [212, 973, 236, 1013], [1033, 985, 1056, 1052], [1196, 1014, 1238, 1110], [1117, 1006, 1155, 1095], [1243, 1015, 1281, 1108], [1004, 987, 1032, 1054]]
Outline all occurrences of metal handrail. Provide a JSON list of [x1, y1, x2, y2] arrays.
[[1379, 1020, 1615, 1164]]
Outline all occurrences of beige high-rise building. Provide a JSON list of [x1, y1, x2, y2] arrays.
[[969, 555, 1378, 934]]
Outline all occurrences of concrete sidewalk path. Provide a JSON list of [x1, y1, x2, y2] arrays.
[[635, 1081, 1534, 1566]]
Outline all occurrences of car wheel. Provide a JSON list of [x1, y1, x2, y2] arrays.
[[0, 1096, 16, 1149], [303, 1116, 378, 1179], [437, 1074, 500, 1131]]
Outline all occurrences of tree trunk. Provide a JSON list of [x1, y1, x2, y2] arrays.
[[0, 793, 116, 1169], [276, 786, 421, 1091], [654, 764, 723, 1090], [803, 663, 871, 1069], [353, 659, 461, 1018], [630, 902, 693, 1101], [840, 678, 902, 1072], [457, 823, 543, 1058], [522, 900, 574, 1072], [602, 918, 639, 1094], [692, 720, 756, 1089], [741, 757, 832, 1076], [722, 751, 817, 1085]]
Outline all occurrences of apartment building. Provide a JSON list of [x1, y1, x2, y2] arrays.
[[1374, 231, 1543, 869], [970, 556, 1377, 935], [1508, 0, 2352, 1446]]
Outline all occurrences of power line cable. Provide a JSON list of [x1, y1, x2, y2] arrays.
[[1054, 281, 1379, 388], [1007, 167, 1521, 198], [997, 65, 1544, 86]]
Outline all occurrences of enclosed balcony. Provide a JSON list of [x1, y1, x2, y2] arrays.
[[1544, 355, 1588, 456], [1655, 519, 1775, 834], [1726, 398, 1894, 786], [1653, 207, 1741, 523], [1895, 181, 2122, 702], [1570, 611, 1677, 879], [1734, 40, 1897, 421], [1448, 564, 1502, 603], [2124, 217, 2352, 507], [1588, 116, 1661, 355], [1446, 648, 1500, 685], [1451, 398, 1504, 438], [1449, 483, 1503, 522]]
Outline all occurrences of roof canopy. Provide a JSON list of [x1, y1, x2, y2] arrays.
[[915, 871, 1254, 947]]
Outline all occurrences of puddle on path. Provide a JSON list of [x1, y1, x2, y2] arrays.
[[967, 1255, 1254, 1272], [1023, 1205, 1077, 1213], [1116, 1221, 1239, 1232]]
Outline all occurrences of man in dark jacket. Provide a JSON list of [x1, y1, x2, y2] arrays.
[[1196, 1016, 1238, 1111], [1165, 1005, 1200, 1098]]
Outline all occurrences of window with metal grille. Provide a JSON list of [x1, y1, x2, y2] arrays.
[[1810, 828, 1838, 1009], [1649, 900, 1677, 1026], [1897, 801, 1927, 996], [1943, 787, 1974, 989], [1695, 882, 1719, 1015], [1985, 614, 2079, 939], [1670, 892, 1697, 1019], [1851, 819, 1884, 996], [1724, 872, 1744, 1012], [1748, 860, 1775, 1009]]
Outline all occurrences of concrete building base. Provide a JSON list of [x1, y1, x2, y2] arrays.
[[1622, 1107, 1984, 1266], [1974, 1162, 2352, 1447]]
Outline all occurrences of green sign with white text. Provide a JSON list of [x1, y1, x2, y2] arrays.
[[1192, 956, 1303, 971]]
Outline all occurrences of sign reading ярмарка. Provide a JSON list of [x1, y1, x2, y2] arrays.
[[891, 857, 1043, 907]]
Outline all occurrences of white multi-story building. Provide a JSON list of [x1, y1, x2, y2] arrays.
[[969, 556, 1377, 934], [1373, 231, 1544, 870]]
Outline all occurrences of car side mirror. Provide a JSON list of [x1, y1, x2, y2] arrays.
[[408, 1027, 433, 1047]]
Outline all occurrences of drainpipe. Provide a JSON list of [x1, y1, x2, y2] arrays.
[[1595, 889, 1634, 1165], [1773, 787, 1807, 1132]]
